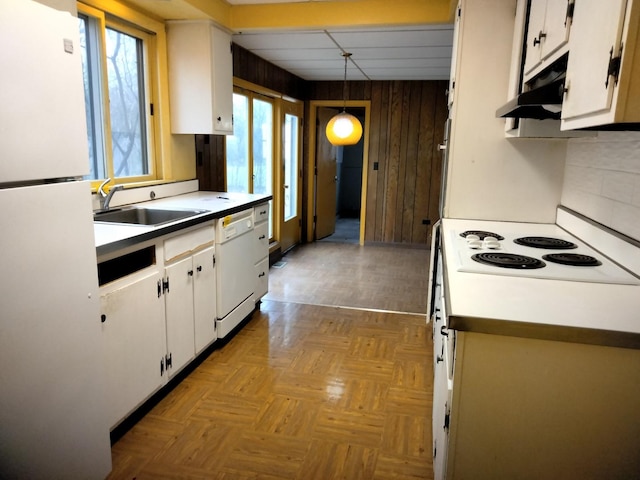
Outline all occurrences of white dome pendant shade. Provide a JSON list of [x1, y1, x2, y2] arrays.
[[326, 52, 363, 146], [326, 111, 363, 146]]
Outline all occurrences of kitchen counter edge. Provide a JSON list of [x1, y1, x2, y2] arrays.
[[95, 193, 272, 258]]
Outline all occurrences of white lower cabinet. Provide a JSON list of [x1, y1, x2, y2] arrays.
[[164, 227, 217, 377], [437, 330, 640, 479], [100, 269, 166, 429], [253, 203, 270, 301], [193, 247, 217, 353], [100, 224, 217, 429]]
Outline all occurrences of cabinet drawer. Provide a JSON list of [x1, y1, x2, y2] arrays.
[[254, 257, 269, 300], [254, 221, 269, 262], [254, 203, 269, 225], [164, 225, 214, 262]]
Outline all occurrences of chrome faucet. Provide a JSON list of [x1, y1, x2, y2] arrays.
[[98, 178, 124, 211]]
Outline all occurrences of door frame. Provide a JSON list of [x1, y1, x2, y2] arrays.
[[307, 100, 371, 246]]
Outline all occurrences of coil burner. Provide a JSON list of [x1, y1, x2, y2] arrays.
[[472, 252, 546, 270], [514, 236, 577, 249], [542, 253, 602, 267]]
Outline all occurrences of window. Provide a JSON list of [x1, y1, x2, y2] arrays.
[[78, 4, 158, 185]]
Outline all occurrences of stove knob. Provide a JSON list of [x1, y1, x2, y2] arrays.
[[468, 240, 483, 249], [484, 236, 498, 242], [466, 234, 480, 242], [484, 240, 500, 249]]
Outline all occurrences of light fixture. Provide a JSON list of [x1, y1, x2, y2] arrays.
[[326, 52, 363, 146]]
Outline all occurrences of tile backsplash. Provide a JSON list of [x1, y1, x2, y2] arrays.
[[561, 131, 640, 241]]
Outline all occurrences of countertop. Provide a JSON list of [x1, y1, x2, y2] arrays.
[[94, 191, 271, 258], [441, 218, 640, 349]]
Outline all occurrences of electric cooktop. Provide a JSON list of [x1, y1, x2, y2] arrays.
[[452, 227, 640, 285]]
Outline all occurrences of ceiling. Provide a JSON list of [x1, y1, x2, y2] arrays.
[[123, 0, 454, 81], [231, 25, 454, 81]]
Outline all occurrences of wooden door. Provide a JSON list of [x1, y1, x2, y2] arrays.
[[315, 107, 338, 240]]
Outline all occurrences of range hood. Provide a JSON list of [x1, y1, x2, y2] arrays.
[[496, 76, 565, 120]]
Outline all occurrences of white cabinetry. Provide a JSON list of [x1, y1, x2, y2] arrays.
[[440, 331, 640, 479], [167, 21, 233, 135], [193, 247, 218, 353], [100, 223, 217, 429], [164, 225, 217, 377], [522, 0, 573, 81], [447, 3, 461, 109], [100, 268, 166, 429], [253, 203, 270, 301], [561, 0, 640, 129]]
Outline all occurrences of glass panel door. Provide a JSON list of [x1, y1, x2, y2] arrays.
[[279, 100, 303, 252], [226, 93, 249, 193], [226, 90, 275, 238], [283, 113, 298, 222], [252, 97, 274, 238]]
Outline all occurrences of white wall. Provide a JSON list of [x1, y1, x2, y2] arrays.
[[561, 131, 640, 241]]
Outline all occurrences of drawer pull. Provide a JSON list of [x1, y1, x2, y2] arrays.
[[259, 235, 266, 240], [440, 325, 449, 337]]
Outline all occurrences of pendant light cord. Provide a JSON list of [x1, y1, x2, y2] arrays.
[[342, 52, 351, 112]]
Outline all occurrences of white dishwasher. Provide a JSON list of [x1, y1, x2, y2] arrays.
[[215, 208, 256, 338]]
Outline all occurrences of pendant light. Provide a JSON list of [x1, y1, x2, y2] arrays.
[[326, 52, 363, 146]]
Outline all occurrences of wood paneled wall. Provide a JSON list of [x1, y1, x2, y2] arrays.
[[309, 80, 448, 246]]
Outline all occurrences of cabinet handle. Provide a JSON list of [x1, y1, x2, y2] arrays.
[[259, 235, 266, 240], [440, 325, 449, 337], [258, 272, 266, 278], [533, 31, 546, 46], [101, 314, 106, 324], [436, 355, 444, 364], [188, 270, 194, 277]]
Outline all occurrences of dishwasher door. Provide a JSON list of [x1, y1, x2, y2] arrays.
[[215, 209, 255, 336]]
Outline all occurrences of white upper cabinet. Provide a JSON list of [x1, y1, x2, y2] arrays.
[[561, 0, 640, 129], [447, 3, 462, 110], [523, 0, 574, 81], [167, 21, 233, 135]]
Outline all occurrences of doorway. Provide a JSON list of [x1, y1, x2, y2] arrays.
[[308, 100, 370, 246]]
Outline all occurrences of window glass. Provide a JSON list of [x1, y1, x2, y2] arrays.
[[78, 14, 106, 180], [252, 98, 273, 197], [226, 93, 249, 193], [105, 27, 149, 177], [283, 113, 299, 221]]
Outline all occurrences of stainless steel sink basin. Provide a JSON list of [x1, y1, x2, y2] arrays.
[[94, 207, 208, 226]]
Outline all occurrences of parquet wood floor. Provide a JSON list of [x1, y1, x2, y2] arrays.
[[107, 243, 434, 479]]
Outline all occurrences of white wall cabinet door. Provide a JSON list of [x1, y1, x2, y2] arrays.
[[523, 0, 573, 81], [193, 246, 217, 354], [167, 21, 233, 135], [101, 272, 166, 428], [561, 0, 636, 128], [164, 257, 196, 377]]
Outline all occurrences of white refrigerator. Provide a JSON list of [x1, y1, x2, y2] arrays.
[[0, 1, 112, 478]]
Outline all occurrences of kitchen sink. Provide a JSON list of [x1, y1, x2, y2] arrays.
[[94, 207, 208, 226]]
